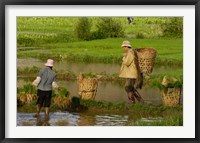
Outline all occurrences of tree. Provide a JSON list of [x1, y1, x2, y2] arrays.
[[75, 17, 92, 40]]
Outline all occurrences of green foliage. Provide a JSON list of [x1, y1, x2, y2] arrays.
[[58, 87, 69, 97], [17, 38, 183, 66], [80, 99, 183, 113], [71, 96, 80, 106], [136, 32, 145, 39], [161, 17, 183, 38], [22, 83, 37, 94], [129, 114, 183, 126], [151, 74, 183, 90], [75, 17, 92, 40], [82, 72, 96, 78], [94, 18, 125, 39], [17, 17, 183, 46], [52, 90, 56, 97]]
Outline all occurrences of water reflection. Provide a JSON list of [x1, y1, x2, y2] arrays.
[[17, 112, 129, 126], [17, 58, 183, 105], [17, 79, 163, 105], [17, 58, 181, 75]]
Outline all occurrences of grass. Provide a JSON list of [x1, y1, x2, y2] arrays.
[[17, 38, 183, 66], [128, 114, 183, 126], [17, 17, 183, 66], [80, 99, 183, 126], [17, 17, 169, 37], [80, 99, 182, 112]]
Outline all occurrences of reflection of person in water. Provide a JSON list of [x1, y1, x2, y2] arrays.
[[36, 117, 50, 126], [32, 59, 59, 120], [119, 41, 144, 104]]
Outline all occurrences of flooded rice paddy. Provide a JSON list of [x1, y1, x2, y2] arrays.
[[17, 112, 130, 126], [18, 58, 180, 75], [17, 58, 182, 126], [17, 58, 183, 105]]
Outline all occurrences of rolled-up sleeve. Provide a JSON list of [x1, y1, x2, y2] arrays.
[[32, 76, 41, 87], [52, 75, 59, 89]]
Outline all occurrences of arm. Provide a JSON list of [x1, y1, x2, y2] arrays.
[[134, 49, 143, 89], [32, 76, 41, 87], [32, 70, 42, 87], [122, 52, 134, 67], [52, 75, 59, 90]]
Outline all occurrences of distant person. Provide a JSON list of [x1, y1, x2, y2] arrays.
[[32, 59, 59, 120], [127, 17, 134, 24], [119, 41, 144, 104]]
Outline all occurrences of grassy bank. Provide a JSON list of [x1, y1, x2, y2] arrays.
[[17, 38, 183, 66]]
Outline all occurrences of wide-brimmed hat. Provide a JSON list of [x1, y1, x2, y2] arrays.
[[121, 40, 132, 48], [45, 59, 54, 67]]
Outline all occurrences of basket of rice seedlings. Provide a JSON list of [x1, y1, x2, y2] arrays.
[[53, 87, 71, 109], [17, 83, 38, 104], [160, 76, 182, 106], [77, 73, 98, 100]]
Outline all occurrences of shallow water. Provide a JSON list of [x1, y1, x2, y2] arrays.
[[17, 79, 165, 105], [17, 58, 183, 104], [17, 58, 180, 75], [17, 112, 129, 126]]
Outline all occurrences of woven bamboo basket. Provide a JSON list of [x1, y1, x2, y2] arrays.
[[77, 74, 98, 100], [136, 48, 157, 74], [161, 88, 181, 106]]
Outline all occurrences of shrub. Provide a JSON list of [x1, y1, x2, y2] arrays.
[[75, 17, 92, 40], [136, 32, 145, 39], [94, 18, 125, 39], [161, 17, 183, 38]]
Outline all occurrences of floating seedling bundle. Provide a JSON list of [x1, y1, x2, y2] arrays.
[[136, 48, 157, 74]]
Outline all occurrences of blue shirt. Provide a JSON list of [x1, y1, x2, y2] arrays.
[[37, 67, 56, 91]]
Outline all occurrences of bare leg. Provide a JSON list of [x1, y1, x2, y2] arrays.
[[125, 79, 136, 104], [45, 107, 50, 120], [133, 89, 144, 103], [127, 92, 135, 104], [34, 104, 41, 118]]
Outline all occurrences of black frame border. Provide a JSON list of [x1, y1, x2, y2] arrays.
[[0, 0, 200, 143]]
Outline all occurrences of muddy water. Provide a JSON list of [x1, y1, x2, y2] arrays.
[[17, 112, 129, 126], [17, 58, 180, 75], [17, 58, 182, 126], [17, 79, 163, 104], [17, 58, 183, 104]]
